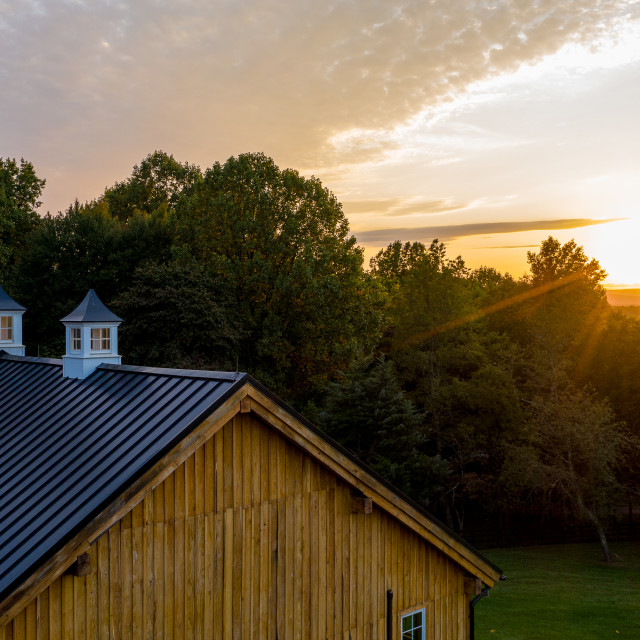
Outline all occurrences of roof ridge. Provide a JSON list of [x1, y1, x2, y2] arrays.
[[98, 362, 246, 381], [0, 352, 61, 366]]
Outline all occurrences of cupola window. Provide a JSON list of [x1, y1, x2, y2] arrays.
[[71, 327, 82, 351], [0, 316, 13, 342], [91, 327, 111, 351]]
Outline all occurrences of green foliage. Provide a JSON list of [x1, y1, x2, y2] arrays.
[[527, 236, 607, 288], [111, 260, 241, 370], [501, 387, 630, 560], [103, 151, 202, 221], [12, 199, 174, 355], [316, 356, 448, 504], [0, 157, 45, 282], [4, 152, 639, 544], [174, 152, 384, 398], [369, 240, 427, 287]]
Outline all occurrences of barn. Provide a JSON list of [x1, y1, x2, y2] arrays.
[[0, 289, 501, 639]]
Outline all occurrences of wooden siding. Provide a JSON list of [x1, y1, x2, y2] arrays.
[[1, 412, 471, 640]]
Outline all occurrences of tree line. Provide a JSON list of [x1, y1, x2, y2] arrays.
[[1, 152, 638, 561]]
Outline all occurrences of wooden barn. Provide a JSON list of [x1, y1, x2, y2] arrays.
[[0, 290, 501, 639]]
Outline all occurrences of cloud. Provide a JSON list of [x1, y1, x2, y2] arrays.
[[3, 2, 639, 151], [353, 217, 627, 245], [343, 197, 470, 216]]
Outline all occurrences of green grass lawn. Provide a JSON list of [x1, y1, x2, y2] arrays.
[[475, 541, 640, 639]]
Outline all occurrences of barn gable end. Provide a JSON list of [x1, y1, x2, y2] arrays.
[[0, 355, 501, 639]]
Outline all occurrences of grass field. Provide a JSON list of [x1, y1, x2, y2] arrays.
[[475, 541, 640, 639]]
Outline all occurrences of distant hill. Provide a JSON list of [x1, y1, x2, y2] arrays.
[[606, 288, 640, 307]]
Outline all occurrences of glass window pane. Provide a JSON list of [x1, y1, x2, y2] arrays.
[[91, 328, 111, 351], [401, 610, 423, 640], [0, 316, 13, 341]]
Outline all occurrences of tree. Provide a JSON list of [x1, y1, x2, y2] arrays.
[[316, 356, 448, 505], [501, 388, 629, 562], [12, 199, 173, 355], [174, 152, 384, 400], [527, 236, 607, 288], [103, 151, 202, 221], [0, 157, 45, 282], [514, 237, 610, 390], [111, 260, 241, 370], [369, 240, 427, 288]]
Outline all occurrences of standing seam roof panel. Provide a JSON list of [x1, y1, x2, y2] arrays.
[[0, 355, 246, 604]]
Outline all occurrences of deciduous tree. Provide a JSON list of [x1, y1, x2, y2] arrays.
[[174, 152, 384, 399], [0, 157, 45, 282]]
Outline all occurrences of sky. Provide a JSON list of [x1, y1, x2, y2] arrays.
[[2, 0, 639, 284]]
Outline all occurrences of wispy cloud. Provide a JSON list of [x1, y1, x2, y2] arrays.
[[343, 197, 470, 217], [354, 218, 626, 245], [2, 1, 639, 189]]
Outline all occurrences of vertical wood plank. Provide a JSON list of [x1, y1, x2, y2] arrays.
[[194, 441, 205, 517], [232, 508, 244, 638], [258, 501, 269, 639], [154, 521, 165, 640], [109, 524, 122, 640], [164, 473, 175, 640], [318, 489, 327, 640], [293, 494, 303, 639], [185, 516, 195, 640], [24, 600, 36, 640], [251, 419, 261, 504], [326, 487, 335, 640], [301, 491, 310, 639], [223, 508, 233, 639], [194, 514, 205, 640], [334, 488, 343, 638], [204, 436, 215, 515], [251, 504, 261, 634], [214, 511, 224, 638], [203, 513, 214, 640], [174, 465, 185, 640], [268, 501, 278, 637], [121, 516, 132, 640], [215, 430, 224, 513], [97, 534, 109, 640], [285, 496, 294, 637], [232, 416, 243, 510], [10, 610, 24, 640], [241, 506, 253, 639], [242, 414, 252, 507], [223, 426, 233, 511], [86, 548, 97, 640], [349, 510, 356, 636]]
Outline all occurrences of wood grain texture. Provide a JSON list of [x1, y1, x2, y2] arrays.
[[2, 409, 481, 639]]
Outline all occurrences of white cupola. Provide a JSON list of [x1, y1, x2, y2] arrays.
[[0, 284, 26, 356], [61, 289, 122, 379]]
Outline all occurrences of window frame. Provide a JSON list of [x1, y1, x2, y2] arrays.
[[90, 327, 111, 352], [0, 316, 13, 342], [70, 327, 82, 352], [400, 606, 426, 640]]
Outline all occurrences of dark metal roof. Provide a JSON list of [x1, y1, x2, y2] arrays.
[[0, 353, 246, 603], [0, 286, 26, 312], [60, 289, 122, 323]]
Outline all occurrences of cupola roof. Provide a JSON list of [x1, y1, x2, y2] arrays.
[[0, 285, 26, 312], [60, 289, 122, 323]]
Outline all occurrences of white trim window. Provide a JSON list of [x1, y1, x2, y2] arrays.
[[71, 327, 82, 352], [91, 327, 111, 352], [401, 608, 425, 640], [0, 316, 13, 342]]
